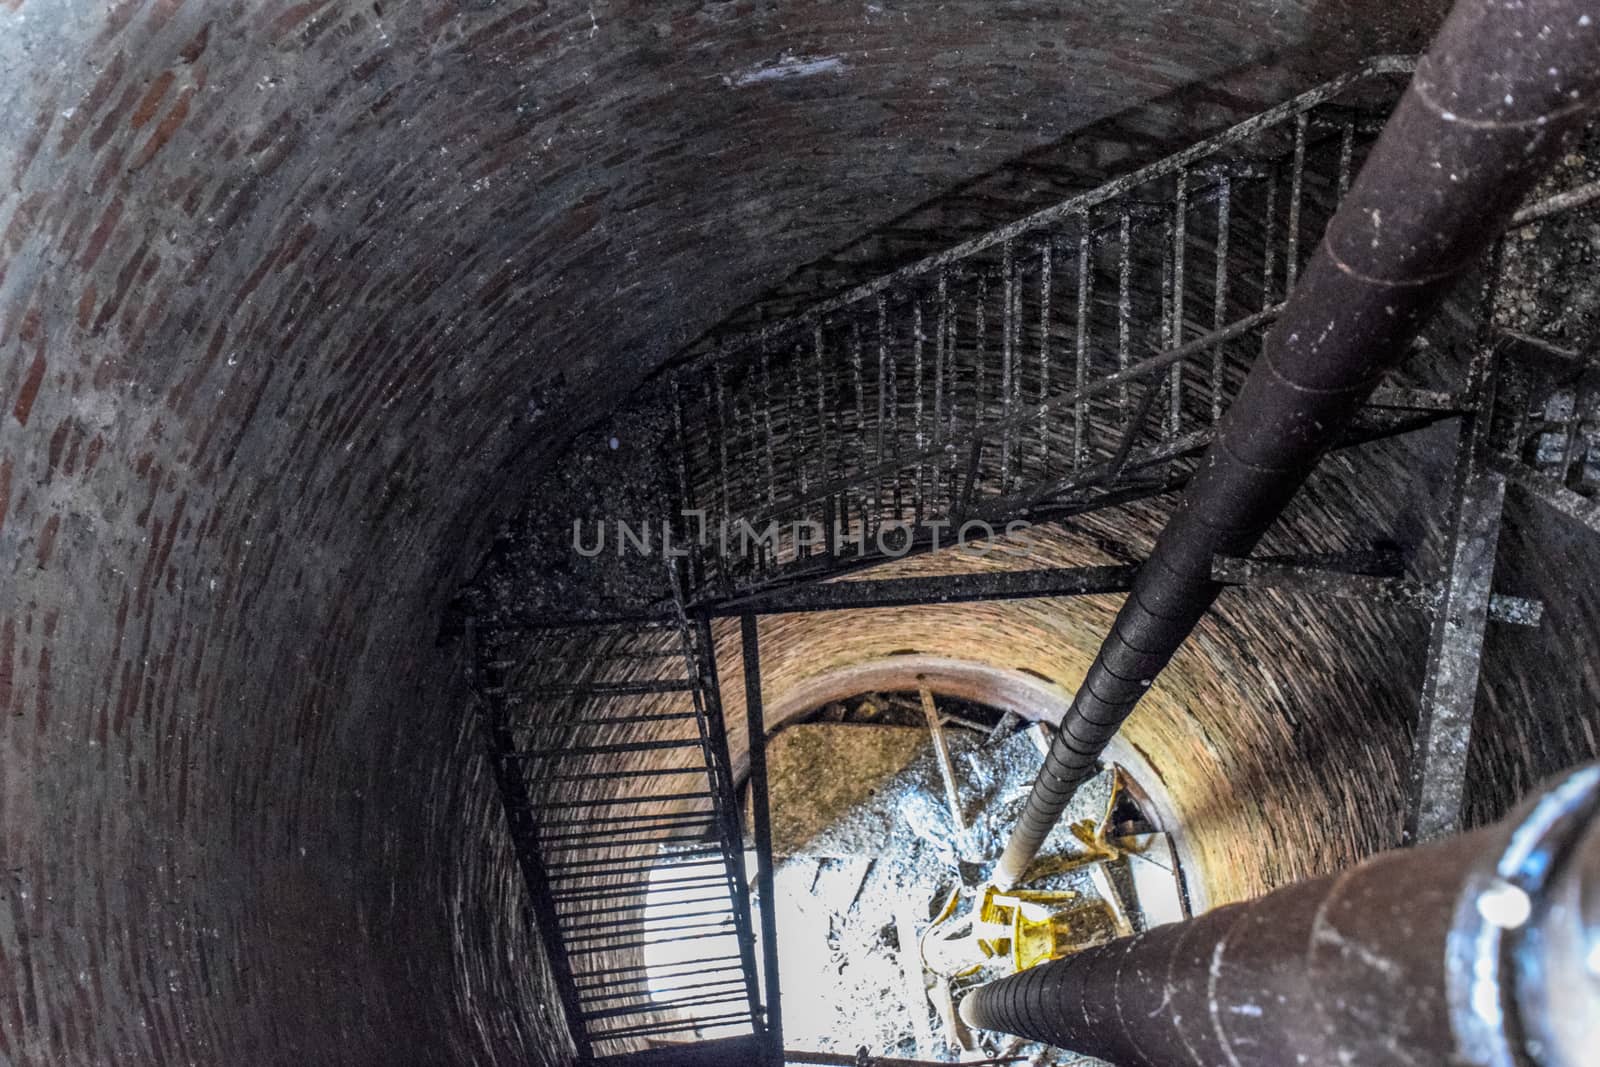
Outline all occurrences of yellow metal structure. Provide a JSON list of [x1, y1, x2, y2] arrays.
[[920, 764, 1141, 981]]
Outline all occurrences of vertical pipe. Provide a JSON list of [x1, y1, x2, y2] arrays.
[[995, 0, 1600, 888], [739, 615, 783, 1064], [1406, 345, 1508, 843]]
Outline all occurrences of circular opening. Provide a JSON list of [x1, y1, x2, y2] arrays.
[[695, 666, 1203, 1063]]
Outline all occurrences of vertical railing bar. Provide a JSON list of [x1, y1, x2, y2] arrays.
[[713, 362, 731, 593], [1039, 240, 1053, 480], [1287, 111, 1308, 291], [1001, 238, 1015, 491], [887, 294, 903, 520], [1074, 225, 1092, 469], [975, 275, 988, 465], [741, 396, 764, 576], [850, 320, 866, 538], [670, 566, 765, 1044], [913, 300, 926, 524], [940, 275, 953, 508], [670, 377, 698, 589], [1169, 169, 1188, 440], [1158, 216, 1174, 443], [793, 341, 808, 506], [760, 342, 776, 511], [814, 323, 830, 560], [935, 268, 948, 506], [739, 615, 784, 1065], [1117, 211, 1132, 418], [1261, 168, 1279, 363], [1338, 119, 1356, 199], [875, 294, 888, 529], [670, 376, 693, 515], [1012, 252, 1025, 483], [1212, 175, 1232, 424]]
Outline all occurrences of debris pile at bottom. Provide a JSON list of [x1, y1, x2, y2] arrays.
[[755, 693, 1185, 1064]]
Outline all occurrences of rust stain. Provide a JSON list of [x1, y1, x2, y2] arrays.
[[179, 22, 211, 64], [270, 0, 334, 41], [79, 196, 124, 272], [47, 421, 70, 475], [57, 50, 128, 156], [0, 192, 41, 257], [129, 71, 175, 130], [131, 87, 193, 170], [12, 348, 47, 427], [77, 283, 98, 331], [146, 0, 186, 33]]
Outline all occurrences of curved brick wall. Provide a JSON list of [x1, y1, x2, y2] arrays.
[[0, 2, 1508, 1064]]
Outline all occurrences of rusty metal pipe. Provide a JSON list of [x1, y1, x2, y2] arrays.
[[963, 762, 1600, 1067], [995, 0, 1600, 887]]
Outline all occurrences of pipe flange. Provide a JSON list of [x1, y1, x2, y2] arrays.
[[1446, 764, 1600, 1067]]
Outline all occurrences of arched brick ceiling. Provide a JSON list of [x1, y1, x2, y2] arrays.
[[0, 2, 1454, 1064]]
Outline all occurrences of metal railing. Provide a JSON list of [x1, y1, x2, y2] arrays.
[[662, 57, 1418, 599], [475, 609, 767, 1060]]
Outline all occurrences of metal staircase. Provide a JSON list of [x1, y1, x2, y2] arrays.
[[463, 54, 1600, 1064], [474, 606, 765, 1061]]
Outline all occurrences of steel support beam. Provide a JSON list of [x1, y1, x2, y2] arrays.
[[785, 1052, 1027, 1066], [707, 564, 1140, 616], [1212, 555, 1541, 627], [1406, 394, 1509, 843], [695, 552, 1543, 624]]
